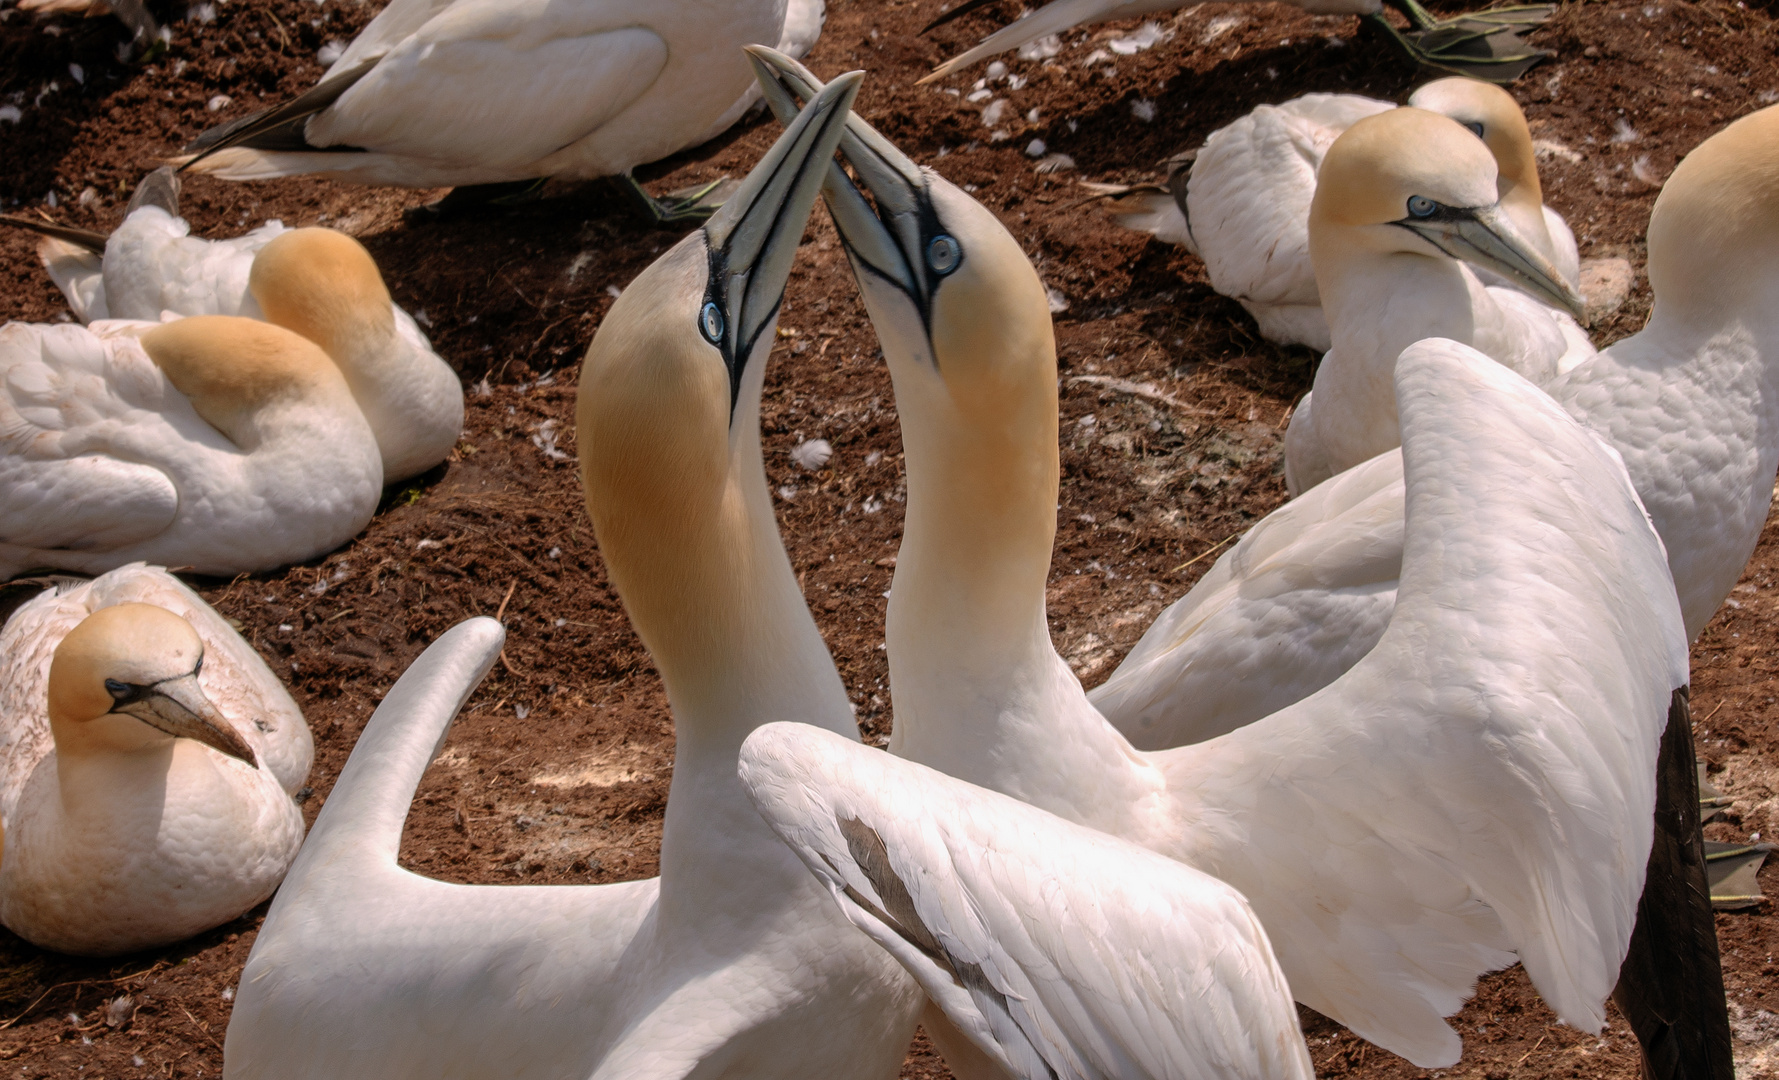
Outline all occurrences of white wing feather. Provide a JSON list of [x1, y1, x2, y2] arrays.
[[1161, 339, 1687, 1066], [741, 723, 1316, 1080]]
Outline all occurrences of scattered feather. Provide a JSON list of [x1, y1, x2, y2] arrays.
[[790, 438, 833, 471], [531, 420, 571, 462], [1109, 21, 1171, 54], [981, 99, 1010, 126], [1610, 116, 1639, 143], [1017, 34, 1062, 60], [206, 93, 231, 112], [1201, 13, 1244, 42], [1035, 153, 1076, 173], [1025, 138, 1047, 157], [0, 106, 20, 124], [985, 60, 1008, 81], [966, 87, 993, 103], [777, 485, 798, 501], [1632, 153, 1663, 186], [316, 38, 345, 66], [1080, 47, 1112, 66], [1533, 138, 1582, 164], [186, 2, 215, 21], [1047, 286, 1070, 314], [67, 63, 83, 84], [1131, 98, 1156, 123], [605, 284, 622, 299], [103, 996, 134, 1029]]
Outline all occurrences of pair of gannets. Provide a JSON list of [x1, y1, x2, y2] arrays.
[[175, 0, 826, 219], [1094, 102, 1779, 756], [740, 52, 1729, 1073], [222, 72, 931, 1080], [1091, 79, 1580, 352], [3, 170, 462, 483], [0, 564, 308, 956]]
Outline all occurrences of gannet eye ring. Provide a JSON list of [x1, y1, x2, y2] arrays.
[[1406, 195, 1437, 218], [104, 679, 131, 700], [1463, 121, 1485, 139], [926, 235, 961, 275], [700, 301, 725, 344]]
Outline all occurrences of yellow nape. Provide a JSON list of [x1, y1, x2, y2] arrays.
[[248, 227, 396, 353], [46, 603, 203, 728], [1645, 104, 1779, 309], [140, 315, 353, 439], [1312, 108, 1498, 229], [1408, 78, 1540, 203]]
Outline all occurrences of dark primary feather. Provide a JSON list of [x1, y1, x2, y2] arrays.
[[180, 59, 380, 168]]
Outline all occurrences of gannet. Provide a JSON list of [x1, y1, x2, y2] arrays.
[[223, 72, 926, 1080], [0, 316, 383, 579], [1087, 79, 1580, 351], [921, 0, 1556, 87], [1092, 103, 1779, 751], [0, 566, 306, 956], [174, 0, 827, 221], [1281, 106, 1590, 495], [750, 51, 1728, 1071], [2, 172, 463, 483], [738, 721, 1316, 1080]]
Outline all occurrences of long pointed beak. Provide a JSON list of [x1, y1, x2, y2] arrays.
[[702, 67, 863, 378], [116, 674, 260, 767], [1398, 202, 1588, 323], [745, 47, 931, 305]]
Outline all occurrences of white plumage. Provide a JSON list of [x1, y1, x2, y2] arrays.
[[0, 317, 383, 579], [740, 721, 1315, 1080], [222, 73, 926, 1080], [0, 565, 308, 955], [180, 0, 826, 189], [1094, 102, 1779, 750]]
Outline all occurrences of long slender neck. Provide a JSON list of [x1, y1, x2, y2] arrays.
[[883, 350, 1161, 831]]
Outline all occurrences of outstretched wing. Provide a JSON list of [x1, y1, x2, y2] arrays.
[[741, 722, 1315, 1080], [1163, 338, 1689, 1067]]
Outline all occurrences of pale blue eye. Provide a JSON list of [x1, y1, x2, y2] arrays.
[[1407, 196, 1437, 218], [926, 235, 961, 275], [700, 302, 724, 344]]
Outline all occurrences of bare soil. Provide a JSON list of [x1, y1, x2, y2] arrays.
[[1, 0, 1777, 1075]]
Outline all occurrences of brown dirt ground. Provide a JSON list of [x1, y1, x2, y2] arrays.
[[1, 0, 1777, 1075]]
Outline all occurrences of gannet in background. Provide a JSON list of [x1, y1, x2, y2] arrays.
[[1087, 79, 1580, 350], [0, 567, 305, 956], [0, 316, 383, 579], [750, 51, 1728, 1071], [2, 171, 462, 483], [1091, 103, 1779, 755], [739, 722, 1314, 1080], [174, 0, 826, 221], [223, 73, 926, 1080], [920, 0, 1555, 87], [1281, 107, 1590, 495]]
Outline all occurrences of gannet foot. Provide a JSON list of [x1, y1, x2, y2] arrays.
[[1367, 1, 1554, 83], [403, 178, 548, 223], [612, 174, 732, 225], [1704, 841, 1773, 909]]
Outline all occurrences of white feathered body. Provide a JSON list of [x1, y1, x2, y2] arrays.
[[0, 321, 383, 579], [0, 565, 308, 955]]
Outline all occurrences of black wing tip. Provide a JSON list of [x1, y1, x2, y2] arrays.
[[921, 0, 1012, 34], [0, 214, 110, 253]]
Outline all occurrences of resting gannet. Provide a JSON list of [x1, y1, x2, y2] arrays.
[[1087, 79, 1579, 351], [222, 72, 926, 1080], [1093, 102, 1779, 752], [1281, 106, 1590, 495], [0, 566, 306, 955], [0, 316, 383, 579], [750, 51, 1727, 1072], [175, 0, 827, 221], [2, 172, 462, 483]]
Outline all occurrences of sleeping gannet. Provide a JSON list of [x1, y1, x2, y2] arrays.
[[0, 566, 306, 955], [1281, 106, 1590, 495], [1092, 102, 1779, 752], [174, 0, 827, 221], [2, 173, 462, 483], [749, 50, 1729, 1072], [223, 72, 927, 1080], [1087, 79, 1579, 350], [921, 0, 1555, 87], [739, 720, 1315, 1080], [0, 316, 383, 579]]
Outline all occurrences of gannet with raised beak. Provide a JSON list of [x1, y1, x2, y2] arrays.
[[1282, 106, 1590, 495], [2, 172, 462, 484], [0, 316, 382, 579], [223, 71, 926, 1080], [175, 0, 827, 221], [1091, 103, 1779, 753], [1088, 79, 1580, 351], [751, 51, 1728, 1074], [0, 567, 306, 956]]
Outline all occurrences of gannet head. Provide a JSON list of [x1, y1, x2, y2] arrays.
[[1312, 107, 1585, 320], [1406, 78, 1542, 208], [575, 69, 862, 650], [46, 603, 259, 766], [247, 228, 398, 365], [138, 315, 360, 446], [1642, 104, 1779, 322]]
